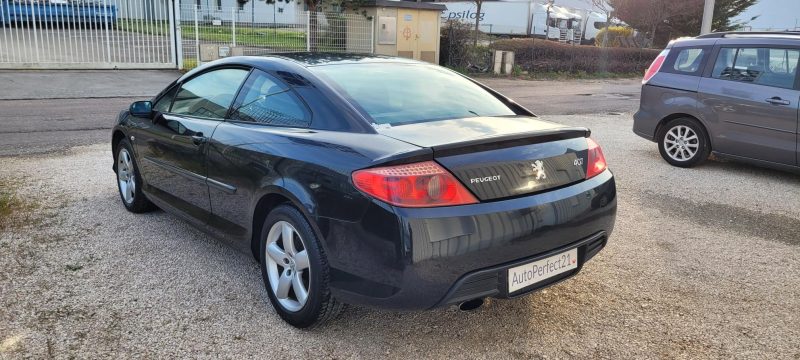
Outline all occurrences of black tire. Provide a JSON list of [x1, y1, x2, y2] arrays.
[[259, 204, 343, 328], [115, 138, 156, 213], [657, 117, 711, 168]]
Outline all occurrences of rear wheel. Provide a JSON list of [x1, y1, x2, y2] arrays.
[[259, 204, 343, 328], [657, 117, 710, 168]]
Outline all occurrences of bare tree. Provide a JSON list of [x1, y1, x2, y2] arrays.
[[473, 0, 484, 46], [610, 0, 700, 46]]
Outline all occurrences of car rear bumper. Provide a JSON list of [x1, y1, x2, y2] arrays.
[[633, 109, 657, 141], [435, 231, 607, 307], [322, 169, 617, 310]]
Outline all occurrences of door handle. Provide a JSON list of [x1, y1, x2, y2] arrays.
[[765, 97, 791, 106], [191, 134, 207, 146]]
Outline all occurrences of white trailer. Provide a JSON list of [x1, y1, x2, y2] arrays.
[[438, 0, 610, 44], [440, 1, 534, 36]]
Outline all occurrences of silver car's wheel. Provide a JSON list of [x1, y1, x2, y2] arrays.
[[117, 148, 136, 204], [663, 125, 699, 162], [265, 220, 311, 312]]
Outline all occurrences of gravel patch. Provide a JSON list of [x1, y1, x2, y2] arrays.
[[1, 114, 799, 358]]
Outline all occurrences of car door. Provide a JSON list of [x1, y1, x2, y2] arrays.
[[204, 69, 313, 241], [134, 67, 250, 222], [698, 45, 800, 165]]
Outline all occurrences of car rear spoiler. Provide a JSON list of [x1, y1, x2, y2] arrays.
[[368, 126, 590, 167], [432, 127, 591, 157]]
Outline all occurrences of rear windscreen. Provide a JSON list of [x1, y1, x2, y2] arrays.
[[311, 63, 516, 125]]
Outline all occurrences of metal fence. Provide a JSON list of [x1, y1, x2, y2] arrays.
[[179, 5, 374, 70], [0, 0, 176, 69], [0, 0, 374, 69]]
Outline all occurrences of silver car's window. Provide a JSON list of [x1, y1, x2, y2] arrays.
[[673, 48, 705, 73], [312, 63, 516, 125], [712, 47, 800, 89], [171, 68, 250, 119]]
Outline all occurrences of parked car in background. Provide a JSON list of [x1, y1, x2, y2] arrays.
[[634, 31, 800, 172], [0, 0, 117, 27], [111, 54, 617, 328]]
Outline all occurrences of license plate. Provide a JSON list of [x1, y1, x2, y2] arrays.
[[508, 248, 579, 293]]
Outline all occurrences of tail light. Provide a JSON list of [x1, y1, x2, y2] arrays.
[[352, 161, 478, 208], [643, 49, 669, 84], [586, 138, 607, 179]]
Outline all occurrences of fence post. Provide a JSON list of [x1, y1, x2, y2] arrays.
[[194, 6, 200, 65], [305, 11, 310, 52], [370, 16, 375, 54], [103, 0, 111, 63], [30, 2, 40, 62], [231, 7, 236, 47], [170, 0, 182, 69]]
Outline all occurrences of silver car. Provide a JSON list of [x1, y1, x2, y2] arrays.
[[633, 31, 799, 172]]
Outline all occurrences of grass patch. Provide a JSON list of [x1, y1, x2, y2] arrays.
[[181, 58, 198, 72], [0, 179, 40, 231], [118, 19, 307, 49], [0, 180, 23, 230], [523, 71, 642, 80]]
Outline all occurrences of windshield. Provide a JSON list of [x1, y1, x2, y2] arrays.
[[311, 63, 516, 125]]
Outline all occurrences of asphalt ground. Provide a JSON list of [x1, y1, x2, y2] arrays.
[[0, 70, 641, 156], [1, 71, 798, 358]]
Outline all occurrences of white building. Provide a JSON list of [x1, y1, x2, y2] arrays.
[[185, 0, 303, 24]]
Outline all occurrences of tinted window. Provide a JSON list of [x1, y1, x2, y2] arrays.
[[230, 70, 311, 127], [768, 48, 799, 75], [672, 48, 705, 73], [312, 63, 516, 125], [153, 85, 178, 112], [171, 68, 249, 119], [712, 47, 799, 89]]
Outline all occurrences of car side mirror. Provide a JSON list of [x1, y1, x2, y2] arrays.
[[130, 101, 153, 118]]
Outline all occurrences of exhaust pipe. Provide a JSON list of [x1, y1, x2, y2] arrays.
[[458, 298, 485, 311]]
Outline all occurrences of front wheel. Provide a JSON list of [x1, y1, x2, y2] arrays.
[[259, 204, 343, 328], [115, 139, 156, 213], [657, 117, 711, 168]]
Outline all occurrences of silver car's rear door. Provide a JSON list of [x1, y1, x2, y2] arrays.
[[698, 45, 800, 166]]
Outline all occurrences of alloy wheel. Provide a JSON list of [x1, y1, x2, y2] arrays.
[[265, 221, 311, 312], [663, 125, 699, 162], [117, 148, 136, 204]]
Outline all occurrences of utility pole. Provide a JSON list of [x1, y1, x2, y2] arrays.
[[700, 0, 714, 34], [545, 0, 554, 40]]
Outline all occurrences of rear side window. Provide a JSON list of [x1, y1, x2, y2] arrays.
[[229, 70, 311, 127], [712, 47, 800, 89], [171, 68, 250, 119], [673, 48, 706, 73]]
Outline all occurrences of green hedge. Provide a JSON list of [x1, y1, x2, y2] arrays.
[[491, 39, 660, 74]]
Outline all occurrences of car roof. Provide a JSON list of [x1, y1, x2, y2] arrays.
[[696, 31, 800, 40], [178, 53, 426, 83], [270, 52, 424, 67], [669, 31, 800, 48], [197, 52, 423, 69]]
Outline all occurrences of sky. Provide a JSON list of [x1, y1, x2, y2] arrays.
[[734, 0, 800, 30]]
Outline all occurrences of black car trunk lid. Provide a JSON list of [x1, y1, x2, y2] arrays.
[[377, 116, 590, 201]]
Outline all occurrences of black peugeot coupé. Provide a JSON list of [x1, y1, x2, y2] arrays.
[[111, 53, 617, 328]]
